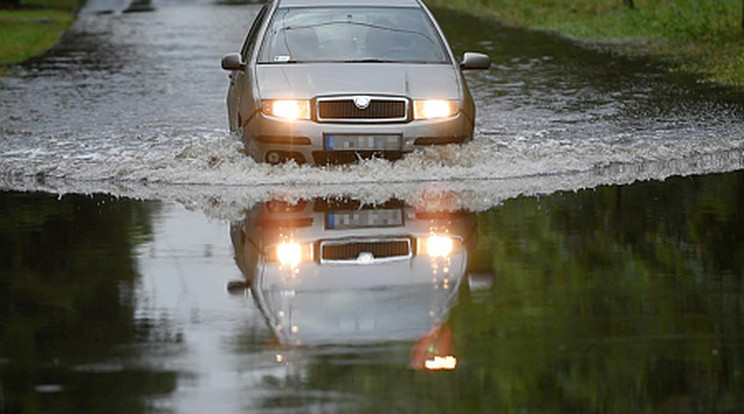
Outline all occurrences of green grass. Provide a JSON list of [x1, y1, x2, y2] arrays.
[[0, 0, 80, 76], [17, 0, 81, 9], [429, 0, 744, 86]]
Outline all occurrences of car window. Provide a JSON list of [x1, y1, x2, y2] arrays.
[[241, 3, 270, 60], [258, 7, 449, 64]]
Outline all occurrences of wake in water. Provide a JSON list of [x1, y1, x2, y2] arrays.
[[1, 2, 744, 219], [1, 131, 743, 219]]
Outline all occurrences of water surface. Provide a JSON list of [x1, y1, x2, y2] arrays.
[[1, 1, 744, 412], [1, 172, 744, 412]]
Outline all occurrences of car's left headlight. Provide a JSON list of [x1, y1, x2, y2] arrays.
[[262, 100, 311, 120], [271, 241, 314, 268], [413, 99, 458, 120]]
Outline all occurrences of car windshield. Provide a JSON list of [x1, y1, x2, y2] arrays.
[[258, 7, 450, 64]]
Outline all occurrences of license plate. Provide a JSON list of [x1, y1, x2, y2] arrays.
[[326, 209, 404, 230], [324, 134, 401, 151]]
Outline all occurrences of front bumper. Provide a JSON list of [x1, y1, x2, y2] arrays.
[[242, 112, 473, 165]]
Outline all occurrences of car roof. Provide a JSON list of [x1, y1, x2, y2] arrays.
[[276, 0, 422, 8]]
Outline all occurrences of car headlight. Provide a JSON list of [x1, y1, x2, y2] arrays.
[[423, 235, 454, 258], [272, 241, 313, 268], [413, 99, 458, 120], [262, 100, 311, 120], [276, 242, 302, 267]]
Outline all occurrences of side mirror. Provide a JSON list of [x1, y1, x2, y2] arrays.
[[221, 53, 245, 71], [460, 52, 491, 70], [467, 272, 495, 292], [226, 280, 250, 295]]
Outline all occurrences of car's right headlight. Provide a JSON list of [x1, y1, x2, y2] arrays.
[[262, 100, 311, 120], [417, 235, 461, 258], [413, 99, 459, 120], [423, 235, 454, 257]]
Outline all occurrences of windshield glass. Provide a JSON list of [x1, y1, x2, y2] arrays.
[[258, 7, 450, 64]]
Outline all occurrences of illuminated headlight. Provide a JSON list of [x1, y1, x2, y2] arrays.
[[273, 242, 313, 267], [276, 242, 302, 267], [413, 100, 458, 120], [262, 100, 311, 120], [423, 235, 454, 258]]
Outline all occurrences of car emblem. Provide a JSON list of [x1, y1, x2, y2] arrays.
[[353, 96, 371, 110], [357, 252, 374, 264]]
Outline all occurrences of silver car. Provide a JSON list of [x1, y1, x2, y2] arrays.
[[229, 197, 477, 350], [221, 0, 490, 165]]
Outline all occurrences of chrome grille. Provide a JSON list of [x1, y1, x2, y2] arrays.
[[317, 97, 408, 122], [320, 238, 411, 262]]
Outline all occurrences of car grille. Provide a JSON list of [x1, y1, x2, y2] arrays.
[[320, 238, 411, 262], [317, 97, 408, 122]]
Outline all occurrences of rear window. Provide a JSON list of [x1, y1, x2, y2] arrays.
[[258, 7, 450, 64]]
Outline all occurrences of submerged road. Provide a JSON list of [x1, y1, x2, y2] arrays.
[[0, 0, 743, 211], [2, 3, 744, 413]]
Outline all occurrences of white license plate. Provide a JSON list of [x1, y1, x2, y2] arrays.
[[324, 134, 401, 151], [326, 209, 404, 229]]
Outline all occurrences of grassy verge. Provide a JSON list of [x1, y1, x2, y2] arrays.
[[429, 0, 744, 86], [0, 0, 81, 76]]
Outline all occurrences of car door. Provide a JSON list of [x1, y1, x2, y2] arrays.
[[227, 3, 270, 133]]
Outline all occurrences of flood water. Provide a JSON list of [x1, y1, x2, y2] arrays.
[[1, 0, 743, 203], [1, 0, 744, 412], [2, 173, 744, 413]]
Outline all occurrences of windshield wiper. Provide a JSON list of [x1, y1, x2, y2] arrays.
[[262, 59, 305, 64], [341, 59, 399, 63]]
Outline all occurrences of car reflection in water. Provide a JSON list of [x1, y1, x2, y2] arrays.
[[229, 196, 481, 371]]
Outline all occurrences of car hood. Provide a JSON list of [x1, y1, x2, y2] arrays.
[[256, 284, 459, 346], [256, 63, 462, 100]]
